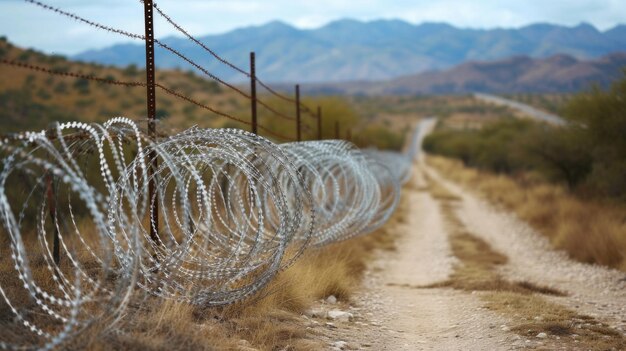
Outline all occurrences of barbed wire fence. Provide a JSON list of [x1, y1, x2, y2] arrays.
[[0, 1, 419, 349], [17, 0, 321, 138]]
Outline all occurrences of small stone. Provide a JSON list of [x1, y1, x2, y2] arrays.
[[331, 341, 348, 350], [501, 326, 511, 332], [327, 310, 354, 322], [326, 295, 338, 304], [536, 332, 548, 339], [326, 322, 337, 329], [305, 309, 326, 319]]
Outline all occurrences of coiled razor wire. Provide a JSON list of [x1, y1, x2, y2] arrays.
[[0, 118, 418, 350]]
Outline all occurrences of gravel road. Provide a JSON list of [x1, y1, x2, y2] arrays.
[[310, 160, 625, 351]]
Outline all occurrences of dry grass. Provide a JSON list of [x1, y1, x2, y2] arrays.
[[484, 293, 626, 350], [0, 39, 249, 134], [427, 156, 626, 271], [116, 196, 405, 351], [424, 175, 626, 350]]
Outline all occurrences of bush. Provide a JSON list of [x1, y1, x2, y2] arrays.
[[356, 125, 405, 151], [562, 70, 626, 198], [426, 71, 626, 199], [54, 82, 68, 94], [73, 78, 90, 94], [424, 118, 537, 173], [123, 64, 139, 77], [36, 88, 51, 100]]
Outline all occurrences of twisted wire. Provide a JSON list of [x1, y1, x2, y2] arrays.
[[0, 59, 296, 141], [145, 0, 317, 117], [23, 0, 310, 124]]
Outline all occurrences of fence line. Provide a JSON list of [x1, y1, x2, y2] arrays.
[[0, 59, 297, 141], [0, 2, 423, 349], [25, 0, 317, 132], [148, 0, 319, 119]]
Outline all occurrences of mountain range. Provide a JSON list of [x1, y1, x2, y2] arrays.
[[302, 52, 626, 95], [73, 20, 626, 84]]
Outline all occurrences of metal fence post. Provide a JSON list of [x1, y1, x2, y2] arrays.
[[250, 52, 258, 135], [144, 0, 159, 245]]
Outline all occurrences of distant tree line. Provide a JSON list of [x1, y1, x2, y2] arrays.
[[424, 70, 626, 200]]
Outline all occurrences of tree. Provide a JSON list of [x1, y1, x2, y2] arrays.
[[561, 70, 626, 197]]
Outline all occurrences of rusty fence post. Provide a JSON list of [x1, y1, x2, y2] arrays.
[[144, 0, 159, 245], [250, 52, 258, 135], [295, 84, 301, 141]]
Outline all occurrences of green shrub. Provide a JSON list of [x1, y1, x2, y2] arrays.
[[426, 71, 626, 199], [73, 78, 90, 94]]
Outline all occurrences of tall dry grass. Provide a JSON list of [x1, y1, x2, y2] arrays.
[[428, 156, 626, 271]]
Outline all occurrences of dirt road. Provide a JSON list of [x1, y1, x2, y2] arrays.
[[310, 158, 626, 350]]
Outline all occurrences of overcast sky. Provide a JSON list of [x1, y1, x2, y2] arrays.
[[1, 0, 625, 55]]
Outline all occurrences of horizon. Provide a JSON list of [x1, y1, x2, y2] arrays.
[[1, 0, 625, 55], [3, 17, 626, 56]]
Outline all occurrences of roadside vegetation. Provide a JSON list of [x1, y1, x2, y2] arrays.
[[424, 72, 626, 199], [423, 73, 626, 271]]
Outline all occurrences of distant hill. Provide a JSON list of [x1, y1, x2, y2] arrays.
[[303, 53, 626, 95], [72, 20, 626, 83], [0, 38, 246, 134]]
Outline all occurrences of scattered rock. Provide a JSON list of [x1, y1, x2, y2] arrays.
[[327, 310, 354, 322], [331, 341, 348, 350], [536, 332, 548, 339], [325, 322, 337, 329], [305, 309, 326, 319], [326, 295, 338, 304], [500, 325, 511, 332]]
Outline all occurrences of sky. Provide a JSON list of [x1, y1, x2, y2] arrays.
[[0, 0, 625, 55]]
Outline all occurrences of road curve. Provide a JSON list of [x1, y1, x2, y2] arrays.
[[474, 93, 566, 126]]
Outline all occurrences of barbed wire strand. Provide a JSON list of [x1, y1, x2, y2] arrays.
[[142, 0, 319, 118], [0, 59, 295, 141], [25, 0, 311, 123]]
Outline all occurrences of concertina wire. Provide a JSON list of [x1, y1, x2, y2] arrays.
[[0, 118, 418, 350]]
